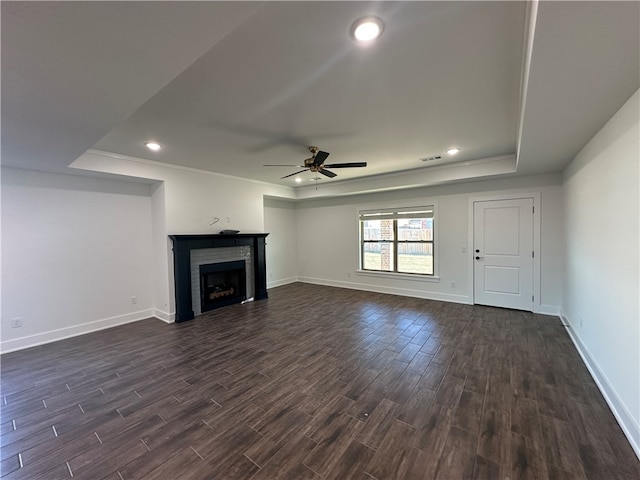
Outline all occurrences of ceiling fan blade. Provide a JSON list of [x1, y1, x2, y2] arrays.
[[264, 164, 306, 167], [281, 169, 309, 179], [319, 168, 337, 178], [313, 150, 330, 167], [323, 162, 367, 168]]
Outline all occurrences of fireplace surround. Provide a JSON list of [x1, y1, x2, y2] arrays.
[[169, 233, 268, 322]]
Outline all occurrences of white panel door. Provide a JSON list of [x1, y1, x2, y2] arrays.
[[473, 198, 534, 311]]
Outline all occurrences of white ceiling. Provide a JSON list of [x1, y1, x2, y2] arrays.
[[2, 1, 638, 194]]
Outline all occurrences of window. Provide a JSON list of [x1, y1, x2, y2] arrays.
[[359, 206, 434, 275]]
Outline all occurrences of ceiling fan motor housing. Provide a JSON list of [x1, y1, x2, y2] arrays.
[[267, 146, 365, 179]]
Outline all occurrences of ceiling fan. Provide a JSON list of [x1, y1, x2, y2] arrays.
[[264, 146, 367, 179]]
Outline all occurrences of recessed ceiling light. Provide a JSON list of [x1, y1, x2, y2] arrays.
[[294, 177, 302, 183], [145, 142, 162, 151], [446, 147, 461, 155], [350, 16, 384, 43]]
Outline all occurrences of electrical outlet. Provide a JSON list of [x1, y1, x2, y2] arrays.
[[347, 272, 351, 278], [450, 281, 456, 288], [131, 296, 137, 305], [11, 317, 22, 328], [226, 216, 231, 223]]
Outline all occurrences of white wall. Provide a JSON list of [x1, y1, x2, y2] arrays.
[[72, 151, 295, 234], [263, 197, 298, 288], [72, 151, 296, 318], [562, 89, 639, 454], [294, 173, 564, 312], [150, 182, 173, 320], [1, 168, 155, 352]]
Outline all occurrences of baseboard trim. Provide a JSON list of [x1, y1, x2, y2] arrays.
[[153, 309, 175, 323], [561, 313, 640, 460], [1, 310, 156, 354], [297, 276, 471, 304], [267, 276, 298, 289], [535, 304, 561, 316]]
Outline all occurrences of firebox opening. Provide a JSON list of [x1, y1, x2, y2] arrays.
[[199, 260, 246, 313]]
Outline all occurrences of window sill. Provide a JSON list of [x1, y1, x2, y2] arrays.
[[356, 270, 440, 283]]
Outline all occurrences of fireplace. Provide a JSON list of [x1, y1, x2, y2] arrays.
[[200, 260, 246, 312], [169, 233, 268, 322]]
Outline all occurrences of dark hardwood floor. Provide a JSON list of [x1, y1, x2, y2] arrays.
[[1, 283, 638, 479]]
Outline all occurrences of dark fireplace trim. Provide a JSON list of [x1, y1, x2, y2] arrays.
[[169, 233, 269, 323]]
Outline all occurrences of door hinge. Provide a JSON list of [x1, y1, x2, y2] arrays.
[[532, 206, 535, 214], [532, 295, 534, 302], [532, 251, 534, 258]]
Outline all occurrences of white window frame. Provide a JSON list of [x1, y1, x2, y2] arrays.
[[356, 202, 440, 282]]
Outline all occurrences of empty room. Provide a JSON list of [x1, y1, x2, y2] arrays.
[[1, 1, 639, 479]]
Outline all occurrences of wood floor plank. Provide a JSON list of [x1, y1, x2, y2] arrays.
[[511, 396, 543, 444], [510, 432, 548, 480], [193, 422, 261, 462], [0, 283, 636, 480], [375, 359, 409, 387], [342, 368, 382, 401], [344, 381, 388, 422], [248, 432, 317, 480], [411, 402, 452, 455], [477, 407, 510, 467], [539, 414, 585, 477], [364, 420, 418, 480], [356, 398, 403, 450], [0, 424, 56, 461], [565, 401, 618, 468], [0, 454, 21, 477], [395, 387, 436, 428], [138, 445, 203, 480], [385, 370, 422, 405], [434, 426, 477, 479], [394, 343, 422, 363], [452, 389, 484, 435], [188, 451, 260, 480], [117, 445, 197, 480], [416, 362, 447, 391], [434, 374, 465, 408], [3, 430, 99, 479], [405, 351, 434, 376], [243, 406, 309, 467], [70, 436, 150, 479], [472, 454, 504, 480], [302, 415, 363, 477], [323, 440, 375, 480], [304, 394, 355, 443]]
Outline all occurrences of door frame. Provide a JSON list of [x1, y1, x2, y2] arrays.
[[467, 192, 541, 313]]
